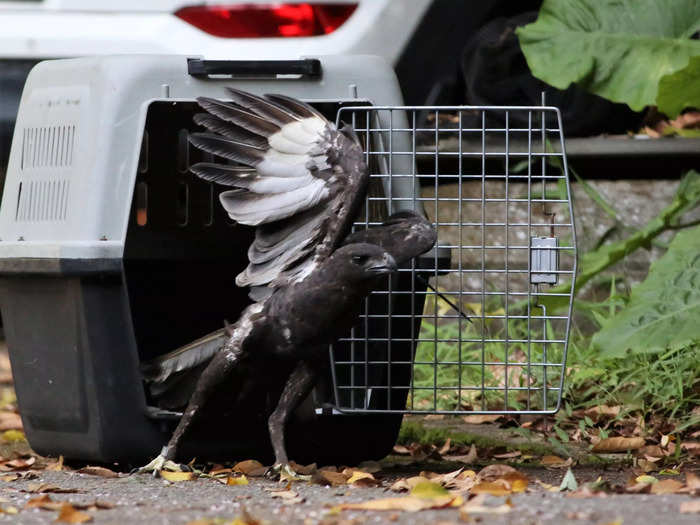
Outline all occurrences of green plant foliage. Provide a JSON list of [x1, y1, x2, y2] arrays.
[[592, 223, 700, 357], [516, 0, 700, 111], [657, 55, 700, 118]]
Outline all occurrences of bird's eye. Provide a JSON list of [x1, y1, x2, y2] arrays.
[[352, 255, 369, 265]]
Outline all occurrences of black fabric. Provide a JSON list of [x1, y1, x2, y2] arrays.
[[461, 12, 643, 137]]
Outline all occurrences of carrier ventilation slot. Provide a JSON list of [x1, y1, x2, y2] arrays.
[[21, 125, 76, 170], [15, 179, 70, 222]]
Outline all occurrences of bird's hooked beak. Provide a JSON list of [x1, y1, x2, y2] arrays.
[[367, 253, 397, 274]]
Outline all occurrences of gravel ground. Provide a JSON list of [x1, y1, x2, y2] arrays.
[[1, 467, 697, 524]]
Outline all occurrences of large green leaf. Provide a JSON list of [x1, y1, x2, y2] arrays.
[[516, 0, 700, 111], [657, 55, 700, 118], [593, 223, 700, 357]]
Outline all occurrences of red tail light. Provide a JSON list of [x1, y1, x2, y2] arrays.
[[175, 3, 358, 38]]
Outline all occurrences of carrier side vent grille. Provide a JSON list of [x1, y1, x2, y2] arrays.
[[15, 179, 70, 222], [20, 125, 76, 170]]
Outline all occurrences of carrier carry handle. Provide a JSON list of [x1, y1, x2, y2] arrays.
[[187, 58, 322, 78]]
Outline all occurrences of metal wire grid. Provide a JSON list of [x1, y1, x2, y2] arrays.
[[328, 104, 577, 414]]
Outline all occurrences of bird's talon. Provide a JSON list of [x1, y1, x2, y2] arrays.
[[266, 462, 311, 482], [134, 454, 166, 476], [133, 455, 184, 477]]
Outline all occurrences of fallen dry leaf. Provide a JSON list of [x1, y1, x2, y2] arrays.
[[680, 500, 700, 514], [25, 494, 63, 511], [55, 502, 93, 524], [635, 475, 657, 484], [268, 489, 304, 505], [534, 479, 559, 492], [25, 483, 80, 494], [226, 475, 249, 486], [470, 481, 513, 496], [46, 456, 64, 472], [444, 444, 478, 464], [55, 503, 92, 524], [347, 472, 382, 487], [208, 467, 232, 477], [392, 445, 411, 455], [575, 405, 621, 421], [288, 461, 317, 476], [443, 474, 477, 494], [493, 451, 521, 460], [471, 476, 527, 496], [637, 459, 659, 473], [467, 465, 529, 495], [462, 414, 501, 425], [410, 481, 450, 499], [337, 495, 460, 512], [476, 464, 519, 482], [559, 468, 579, 492], [422, 468, 466, 485], [77, 466, 118, 478], [592, 437, 645, 453], [401, 443, 442, 462], [0, 456, 35, 471], [346, 471, 376, 485], [626, 481, 652, 494], [390, 476, 430, 492], [0, 473, 19, 482], [650, 479, 684, 495], [685, 472, 700, 492], [438, 438, 452, 456], [1, 470, 36, 482], [233, 459, 266, 476], [160, 470, 197, 482], [316, 470, 349, 486], [540, 455, 571, 468], [638, 445, 664, 458]]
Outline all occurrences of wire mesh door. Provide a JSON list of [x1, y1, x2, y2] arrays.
[[328, 104, 577, 415]]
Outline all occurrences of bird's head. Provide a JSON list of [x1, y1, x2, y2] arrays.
[[327, 243, 397, 282]]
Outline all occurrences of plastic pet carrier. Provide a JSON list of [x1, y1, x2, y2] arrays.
[[0, 55, 576, 465]]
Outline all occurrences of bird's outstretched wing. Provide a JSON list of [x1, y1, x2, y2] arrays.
[[142, 90, 369, 384], [189, 88, 369, 300]]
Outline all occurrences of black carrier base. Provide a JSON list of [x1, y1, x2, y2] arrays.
[[0, 268, 163, 463]]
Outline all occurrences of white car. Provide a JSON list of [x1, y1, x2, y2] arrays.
[[0, 0, 431, 65]]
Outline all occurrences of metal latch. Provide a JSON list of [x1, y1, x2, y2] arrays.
[[530, 236, 558, 285]]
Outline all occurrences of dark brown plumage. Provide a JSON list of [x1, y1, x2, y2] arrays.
[[138, 89, 435, 478]]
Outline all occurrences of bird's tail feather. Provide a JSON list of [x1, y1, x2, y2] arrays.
[[140, 328, 228, 384]]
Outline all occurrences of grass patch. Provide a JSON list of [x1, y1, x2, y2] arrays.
[[411, 308, 565, 413], [397, 419, 566, 458]]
